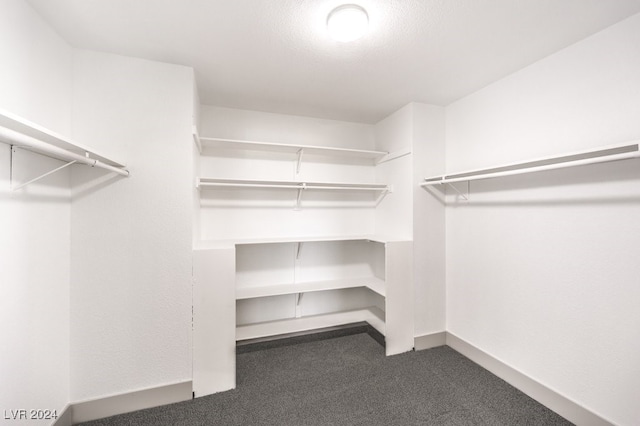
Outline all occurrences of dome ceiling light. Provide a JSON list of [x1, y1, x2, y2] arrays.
[[327, 4, 369, 42]]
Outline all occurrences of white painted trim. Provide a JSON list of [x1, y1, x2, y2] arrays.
[[414, 331, 447, 350], [70, 380, 192, 424], [384, 241, 414, 356], [52, 404, 72, 426], [445, 333, 615, 426]]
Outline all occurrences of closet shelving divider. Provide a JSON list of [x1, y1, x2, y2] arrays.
[[0, 109, 129, 190]]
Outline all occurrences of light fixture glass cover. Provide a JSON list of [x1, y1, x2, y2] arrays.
[[327, 4, 369, 42]]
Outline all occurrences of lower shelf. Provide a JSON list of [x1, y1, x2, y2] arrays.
[[236, 277, 385, 299], [236, 307, 385, 341]]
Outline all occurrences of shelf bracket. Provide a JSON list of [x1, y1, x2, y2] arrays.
[[375, 185, 392, 206], [295, 182, 306, 210], [10, 146, 77, 191], [192, 125, 202, 154], [295, 292, 304, 318], [296, 148, 304, 174], [9, 144, 14, 190], [446, 181, 469, 201], [296, 242, 303, 260]]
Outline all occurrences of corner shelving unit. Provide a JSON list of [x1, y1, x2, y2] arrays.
[[0, 109, 129, 190], [192, 129, 413, 398], [198, 235, 411, 347]]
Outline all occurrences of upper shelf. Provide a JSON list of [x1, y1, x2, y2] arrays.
[[198, 136, 388, 161], [190, 124, 415, 167], [0, 109, 126, 167], [421, 142, 640, 186]]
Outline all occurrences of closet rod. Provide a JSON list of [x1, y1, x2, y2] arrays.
[[421, 142, 640, 186], [0, 126, 129, 177]]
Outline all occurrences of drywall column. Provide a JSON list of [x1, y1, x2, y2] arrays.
[[412, 103, 446, 341], [70, 50, 194, 407], [384, 241, 414, 355], [445, 13, 640, 426], [374, 105, 414, 352], [0, 0, 73, 419], [374, 105, 413, 240], [375, 103, 446, 347], [193, 247, 236, 396]]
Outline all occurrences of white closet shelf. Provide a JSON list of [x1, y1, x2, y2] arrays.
[[0, 109, 126, 167], [421, 141, 640, 186], [236, 306, 385, 341], [199, 136, 388, 161], [197, 177, 391, 209], [236, 277, 386, 300], [194, 235, 411, 249], [197, 177, 389, 192]]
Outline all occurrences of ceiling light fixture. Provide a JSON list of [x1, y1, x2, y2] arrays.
[[327, 4, 369, 42]]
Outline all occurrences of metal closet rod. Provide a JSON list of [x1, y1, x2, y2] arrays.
[[421, 142, 640, 186], [0, 126, 129, 177]]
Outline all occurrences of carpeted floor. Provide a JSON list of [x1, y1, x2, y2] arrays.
[[78, 332, 573, 425]]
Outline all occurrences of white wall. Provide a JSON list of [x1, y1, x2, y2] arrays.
[[374, 105, 413, 240], [0, 0, 73, 422], [445, 13, 640, 426], [69, 50, 195, 401]]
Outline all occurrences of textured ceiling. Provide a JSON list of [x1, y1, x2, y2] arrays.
[[27, 0, 640, 123]]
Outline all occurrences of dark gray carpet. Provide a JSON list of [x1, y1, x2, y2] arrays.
[[78, 333, 573, 425]]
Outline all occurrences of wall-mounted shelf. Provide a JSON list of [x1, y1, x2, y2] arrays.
[[421, 142, 640, 186], [198, 177, 389, 191], [236, 276, 386, 300], [236, 306, 386, 341], [0, 109, 129, 189], [197, 177, 391, 208], [200, 136, 388, 161], [195, 134, 409, 172], [195, 234, 410, 250]]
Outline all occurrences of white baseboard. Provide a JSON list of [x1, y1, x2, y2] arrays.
[[53, 380, 192, 425], [414, 331, 447, 350], [445, 333, 615, 426], [52, 404, 72, 426], [414, 332, 614, 426]]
